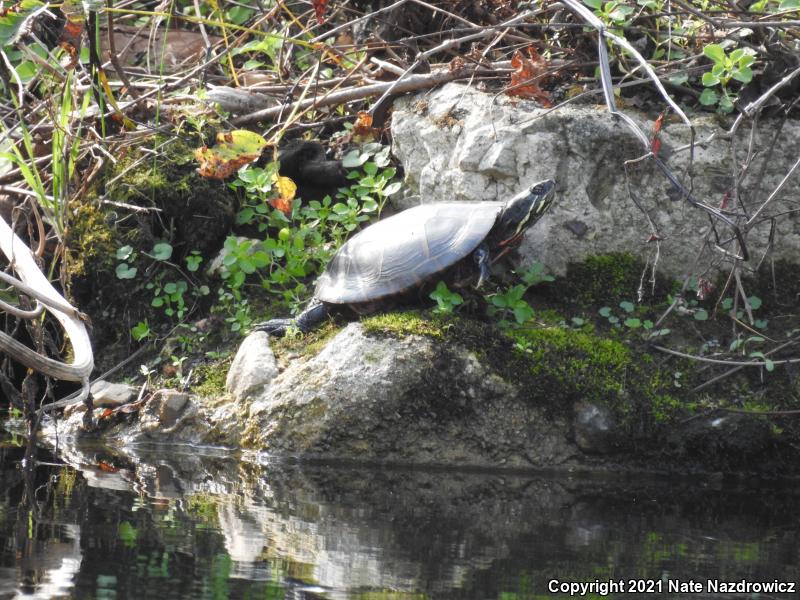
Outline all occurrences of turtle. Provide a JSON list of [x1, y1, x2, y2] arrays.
[[255, 179, 556, 336]]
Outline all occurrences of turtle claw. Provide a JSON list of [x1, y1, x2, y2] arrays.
[[253, 318, 294, 337]]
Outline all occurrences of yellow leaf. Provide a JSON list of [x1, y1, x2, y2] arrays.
[[272, 174, 297, 202]]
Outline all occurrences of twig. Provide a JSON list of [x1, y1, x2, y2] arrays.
[[231, 62, 506, 126], [651, 344, 800, 367]]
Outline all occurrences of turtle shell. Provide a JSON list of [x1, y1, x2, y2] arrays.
[[315, 202, 504, 305]]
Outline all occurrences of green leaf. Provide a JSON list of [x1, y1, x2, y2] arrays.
[[699, 88, 719, 106], [703, 44, 726, 63], [748, 295, 762, 310], [694, 308, 709, 321], [341, 150, 369, 168], [383, 181, 402, 196], [765, 359, 775, 372], [583, 0, 603, 8], [718, 94, 735, 113], [624, 318, 641, 329], [721, 297, 733, 310], [116, 245, 134, 260], [598, 306, 612, 317], [732, 66, 752, 83], [152, 242, 173, 261], [115, 263, 137, 280], [131, 321, 151, 342], [643, 319, 654, 330], [702, 72, 721, 87], [619, 300, 635, 313], [669, 72, 689, 86], [0, 0, 47, 47]]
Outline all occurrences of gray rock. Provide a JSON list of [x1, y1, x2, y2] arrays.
[[242, 323, 577, 468], [226, 331, 278, 402], [90, 380, 137, 407], [392, 83, 800, 280], [573, 402, 617, 455]]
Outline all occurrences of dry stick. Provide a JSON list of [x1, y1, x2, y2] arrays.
[[367, 9, 532, 116], [652, 344, 800, 368], [311, 0, 410, 43], [106, 1, 139, 99], [231, 63, 504, 126], [691, 338, 799, 394], [745, 152, 800, 229]]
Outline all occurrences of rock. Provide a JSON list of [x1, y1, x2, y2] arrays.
[[241, 323, 577, 468], [573, 402, 617, 455], [391, 83, 800, 279], [225, 331, 279, 402], [139, 389, 195, 434], [90, 380, 138, 407]]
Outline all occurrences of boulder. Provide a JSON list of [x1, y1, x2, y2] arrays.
[[225, 331, 279, 402], [391, 83, 800, 279], [241, 323, 578, 468]]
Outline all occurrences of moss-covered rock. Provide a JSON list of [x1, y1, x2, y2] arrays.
[[548, 252, 671, 308]]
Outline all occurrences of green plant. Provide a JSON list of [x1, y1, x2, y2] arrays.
[[699, 43, 755, 112], [340, 143, 402, 217], [131, 320, 151, 341], [429, 281, 463, 314], [222, 144, 402, 331], [487, 262, 554, 327]]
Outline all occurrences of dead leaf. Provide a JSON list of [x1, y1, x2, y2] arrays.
[[313, 0, 329, 24], [195, 130, 268, 180], [58, 0, 84, 70], [507, 47, 552, 107], [651, 112, 665, 156], [352, 111, 377, 142], [269, 196, 293, 216]]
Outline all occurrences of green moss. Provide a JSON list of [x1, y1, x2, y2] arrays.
[[65, 200, 116, 278], [361, 310, 449, 338], [508, 326, 675, 428], [191, 361, 230, 397], [271, 321, 343, 361], [555, 252, 670, 308], [102, 136, 237, 257]]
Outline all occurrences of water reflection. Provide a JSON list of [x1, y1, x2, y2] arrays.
[[1, 430, 799, 599]]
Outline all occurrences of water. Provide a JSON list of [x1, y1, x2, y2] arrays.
[[1, 430, 799, 599]]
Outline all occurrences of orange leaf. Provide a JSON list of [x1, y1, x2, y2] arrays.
[[269, 196, 293, 216], [651, 112, 665, 156], [58, 0, 84, 70], [98, 461, 119, 473], [352, 111, 377, 142], [507, 47, 552, 107], [195, 130, 268, 180]]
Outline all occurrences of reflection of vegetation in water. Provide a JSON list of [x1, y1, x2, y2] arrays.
[[210, 553, 232, 600], [118, 521, 138, 548], [720, 541, 761, 564]]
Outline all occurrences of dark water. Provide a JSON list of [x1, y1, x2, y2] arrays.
[[1, 430, 799, 600]]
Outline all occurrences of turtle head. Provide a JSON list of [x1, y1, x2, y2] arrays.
[[495, 179, 556, 246]]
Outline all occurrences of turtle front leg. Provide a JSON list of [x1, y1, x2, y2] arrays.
[[253, 298, 330, 336], [473, 243, 492, 289]]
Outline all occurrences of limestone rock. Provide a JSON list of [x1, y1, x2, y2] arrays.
[[242, 323, 577, 468], [225, 331, 279, 402], [392, 83, 800, 279], [90, 380, 137, 407]]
